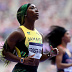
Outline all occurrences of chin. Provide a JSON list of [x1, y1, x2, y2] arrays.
[[36, 16, 39, 19]]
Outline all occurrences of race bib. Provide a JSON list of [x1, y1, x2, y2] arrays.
[[28, 42, 43, 59]]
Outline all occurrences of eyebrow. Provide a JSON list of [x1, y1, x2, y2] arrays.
[[30, 5, 36, 8]]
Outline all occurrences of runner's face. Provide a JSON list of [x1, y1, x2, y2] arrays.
[[27, 4, 39, 20], [62, 31, 71, 43]]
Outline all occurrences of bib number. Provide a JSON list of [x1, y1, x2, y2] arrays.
[[28, 42, 43, 59]]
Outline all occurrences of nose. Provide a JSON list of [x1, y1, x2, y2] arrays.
[[35, 8, 38, 12]]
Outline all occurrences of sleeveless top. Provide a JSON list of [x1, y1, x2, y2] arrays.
[[0, 25, 43, 66], [58, 45, 72, 72], [15, 25, 43, 59]]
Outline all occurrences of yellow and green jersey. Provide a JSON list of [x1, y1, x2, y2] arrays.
[[15, 25, 43, 59]]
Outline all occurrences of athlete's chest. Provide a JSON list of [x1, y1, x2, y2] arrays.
[[26, 31, 42, 42]]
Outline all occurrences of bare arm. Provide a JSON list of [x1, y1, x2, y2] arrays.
[[56, 47, 72, 69], [2, 31, 24, 63], [2, 29, 36, 66]]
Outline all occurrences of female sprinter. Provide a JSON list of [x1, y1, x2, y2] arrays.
[[45, 25, 72, 72], [1, 3, 58, 72]]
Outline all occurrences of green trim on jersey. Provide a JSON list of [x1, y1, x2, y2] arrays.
[[15, 25, 43, 58]]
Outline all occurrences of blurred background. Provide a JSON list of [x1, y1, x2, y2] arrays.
[[0, 0, 72, 72]]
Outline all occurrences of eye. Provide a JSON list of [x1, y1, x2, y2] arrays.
[[30, 6, 34, 9]]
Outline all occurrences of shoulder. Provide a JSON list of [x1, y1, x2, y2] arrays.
[[57, 46, 64, 55], [7, 28, 25, 42]]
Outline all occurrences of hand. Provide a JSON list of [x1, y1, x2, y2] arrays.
[[23, 54, 35, 65], [50, 45, 59, 57]]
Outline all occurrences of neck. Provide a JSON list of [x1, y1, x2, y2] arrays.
[[61, 41, 67, 48], [23, 19, 35, 30]]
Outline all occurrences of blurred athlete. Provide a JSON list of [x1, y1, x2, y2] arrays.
[[45, 25, 72, 72]]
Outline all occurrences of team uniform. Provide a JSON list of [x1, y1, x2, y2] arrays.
[[12, 26, 43, 72]]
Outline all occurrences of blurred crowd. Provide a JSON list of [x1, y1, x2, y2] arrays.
[[0, 0, 72, 72]]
